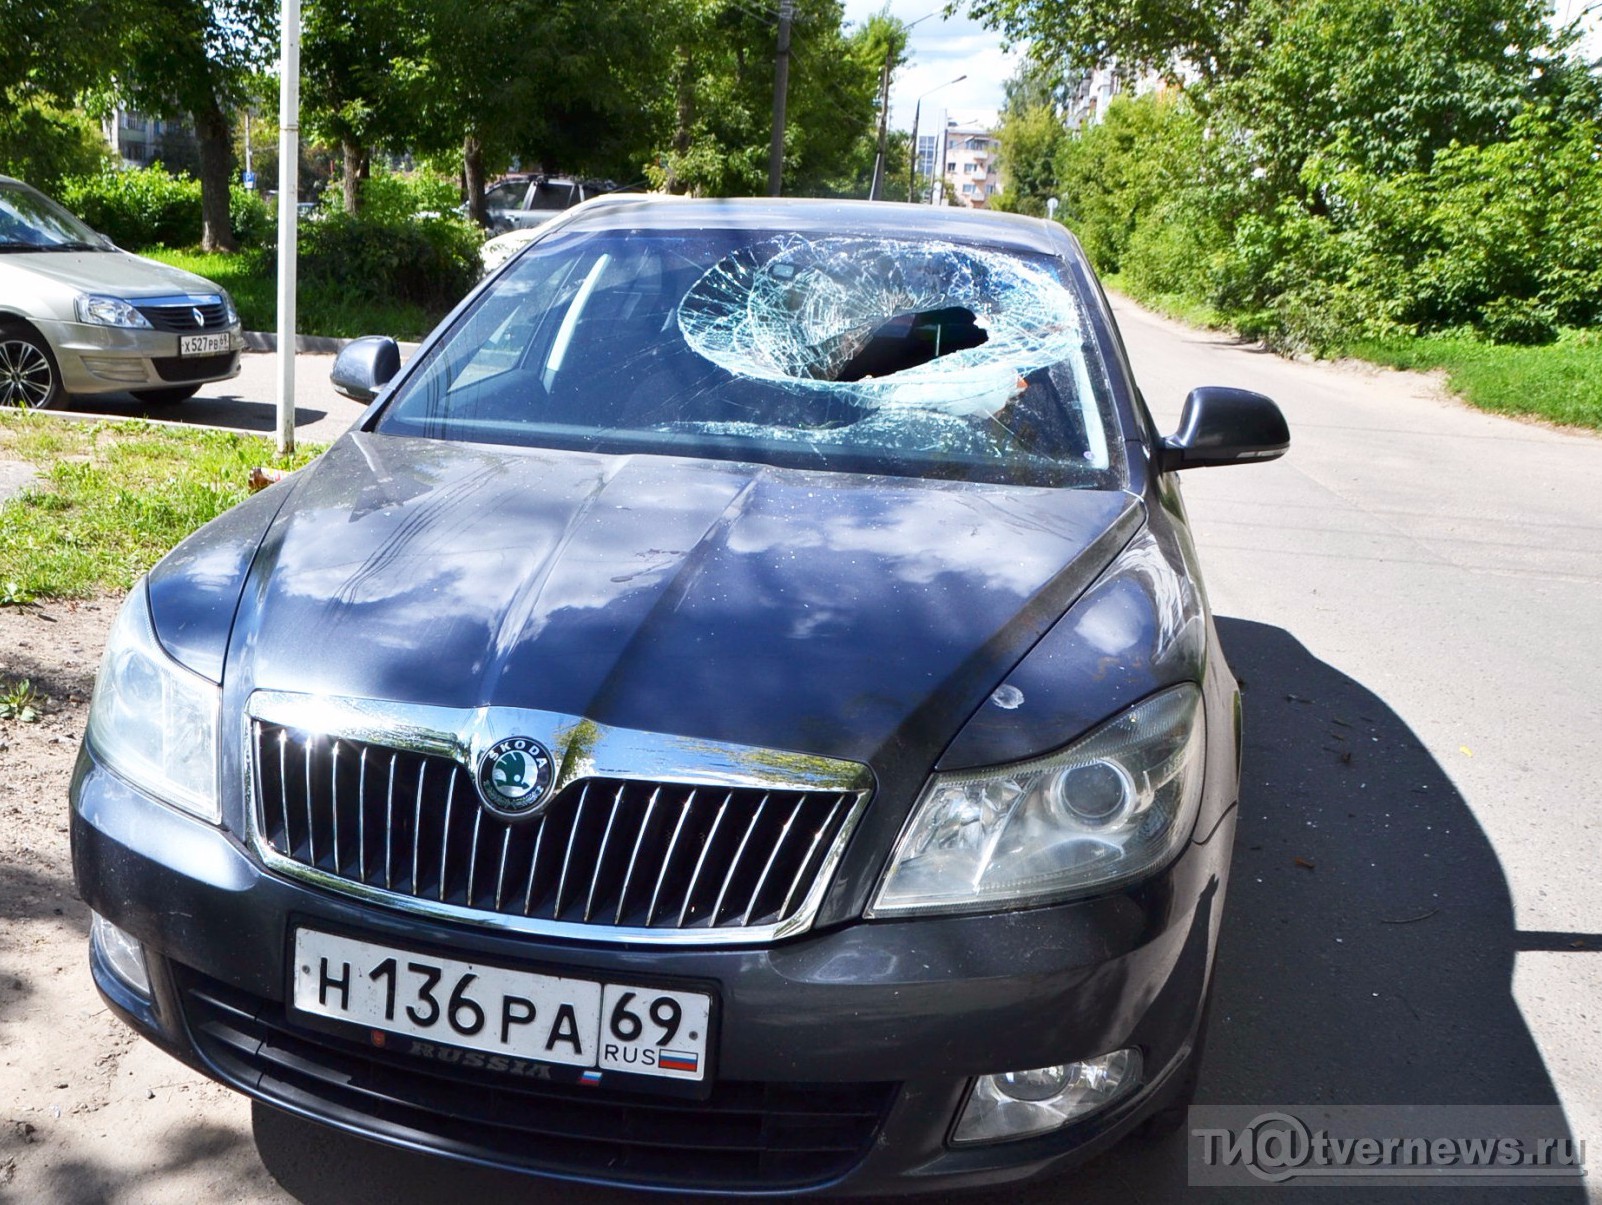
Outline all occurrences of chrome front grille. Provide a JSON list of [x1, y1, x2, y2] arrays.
[[251, 717, 868, 943]]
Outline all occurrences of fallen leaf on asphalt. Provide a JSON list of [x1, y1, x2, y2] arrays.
[[1293, 856, 1316, 870]]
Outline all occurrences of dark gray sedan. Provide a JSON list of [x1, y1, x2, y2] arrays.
[[72, 196, 1287, 1194]]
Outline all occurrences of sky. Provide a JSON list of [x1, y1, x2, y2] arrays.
[[839, 0, 1022, 133]]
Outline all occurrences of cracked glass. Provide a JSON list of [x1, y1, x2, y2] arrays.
[[378, 225, 1121, 488]]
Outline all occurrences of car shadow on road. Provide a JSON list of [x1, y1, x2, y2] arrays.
[[249, 618, 1587, 1205], [62, 393, 328, 434]]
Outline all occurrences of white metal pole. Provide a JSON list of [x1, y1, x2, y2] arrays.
[[275, 0, 301, 456]]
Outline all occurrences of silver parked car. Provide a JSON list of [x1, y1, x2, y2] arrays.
[[0, 174, 245, 409]]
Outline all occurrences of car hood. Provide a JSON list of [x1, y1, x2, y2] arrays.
[[229, 434, 1140, 769], [4, 249, 221, 299]]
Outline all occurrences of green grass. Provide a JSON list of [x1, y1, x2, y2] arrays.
[[136, 248, 440, 341], [1342, 331, 1602, 431], [0, 413, 320, 604], [1104, 274, 1227, 331]]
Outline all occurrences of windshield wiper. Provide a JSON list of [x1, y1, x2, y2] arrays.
[[38, 240, 105, 252]]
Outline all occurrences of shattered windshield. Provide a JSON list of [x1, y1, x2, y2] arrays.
[[377, 226, 1121, 487]]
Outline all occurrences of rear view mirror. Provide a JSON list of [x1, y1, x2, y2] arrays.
[[1160, 386, 1289, 471], [330, 336, 401, 403]]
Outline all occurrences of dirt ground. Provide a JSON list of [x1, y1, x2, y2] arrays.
[[0, 598, 285, 1204]]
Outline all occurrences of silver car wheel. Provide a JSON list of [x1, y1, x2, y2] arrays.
[[0, 336, 57, 409]]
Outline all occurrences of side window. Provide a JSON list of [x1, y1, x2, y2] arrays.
[[485, 181, 527, 209]]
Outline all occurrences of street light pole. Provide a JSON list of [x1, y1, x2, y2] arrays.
[[906, 74, 965, 204], [275, 0, 301, 456]]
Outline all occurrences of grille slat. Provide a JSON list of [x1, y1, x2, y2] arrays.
[[617, 786, 661, 925], [649, 789, 696, 927], [357, 748, 369, 882], [253, 723, 860, 938]]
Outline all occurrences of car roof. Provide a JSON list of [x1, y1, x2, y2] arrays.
[[558, 195, 1075, 259]]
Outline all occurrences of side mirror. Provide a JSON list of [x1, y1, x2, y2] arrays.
[[330, 336, 401, 403], [1160, 386, 1289, 471]]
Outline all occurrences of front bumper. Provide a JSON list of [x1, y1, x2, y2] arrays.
[[36, 317, 244, 394], [71, 748, 1232, 1196]]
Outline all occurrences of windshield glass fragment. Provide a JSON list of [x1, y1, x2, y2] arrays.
[[378, 226, 1120, 488]]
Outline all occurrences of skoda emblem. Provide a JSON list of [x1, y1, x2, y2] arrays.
[[476, 736, 555, 818]]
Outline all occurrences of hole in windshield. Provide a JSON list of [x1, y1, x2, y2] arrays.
[[835, 306, 989, 382]]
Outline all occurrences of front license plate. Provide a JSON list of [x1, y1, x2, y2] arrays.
[[179, 332, 230, 356], [291, 929, 713, 1082]]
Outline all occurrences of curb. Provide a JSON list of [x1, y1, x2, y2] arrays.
[[243, 331, 422, 357]]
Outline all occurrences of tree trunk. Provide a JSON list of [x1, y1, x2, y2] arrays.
[[193, 98, 236, 253], [667, 48, 695, 196], [342, 137, 364, 214], [463, 132, 487, 226]]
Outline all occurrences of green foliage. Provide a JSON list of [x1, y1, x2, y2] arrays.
[[1347, 331, 1602, 428], [293, 208, 481, 316], [342, 171, 462, 222], [0, 414, 319, 602], [648, 0, 889, 197], [0, 103, 111, 193], [995, 104, 1066, 216], [1055, 92, 1209, 275], [229, 184, 273, 246], [1037, 0, 1602, 360], [59, 165, 204, 247], [0, 678, 40, 722]]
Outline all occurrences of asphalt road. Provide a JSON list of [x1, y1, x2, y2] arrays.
[[29, 301, 1602, 1201], [51, 349, 368, 446]]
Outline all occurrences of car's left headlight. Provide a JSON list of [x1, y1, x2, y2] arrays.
[[869, 684, 1204, 917], [220, 291, 239, 326], [86, 581, 221, 822], [75, 294, 153, 328]]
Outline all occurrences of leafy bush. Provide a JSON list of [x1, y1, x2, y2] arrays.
[[291, 209, 481, 314], [344, 171, 463, 221], [58, 165, 202, 248], [230, 184, 274, 247]]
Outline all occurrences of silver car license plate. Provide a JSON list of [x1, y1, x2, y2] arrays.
[[290, 928, 713, 1082], [179, 332, 231, 356]]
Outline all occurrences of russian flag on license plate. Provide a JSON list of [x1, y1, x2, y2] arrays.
[[658, 1050, 699, 1074]]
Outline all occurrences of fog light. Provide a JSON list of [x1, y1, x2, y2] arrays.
[[90, 911, 151, 996], [953, 1049, 1141, 1144]]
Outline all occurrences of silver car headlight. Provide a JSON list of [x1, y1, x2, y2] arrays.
[[869, 684, 1204, 917], [220, 290, 239, 326], [86, 582, 221, 822], [75, 294, 154, 328]]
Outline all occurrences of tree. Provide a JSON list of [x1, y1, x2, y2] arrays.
[[992, 57, 1067, 216], [117, 0, 277, 251], [390, 0, 669, 224], [649, 0, 887, 197], [302, 0, 419, 213], [960, 0, 1263, 84]]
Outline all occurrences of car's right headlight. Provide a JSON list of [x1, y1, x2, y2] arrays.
[[868, 684, 1205, 917], [86, 581, 221, 822], [75, 294, 153, 328]]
